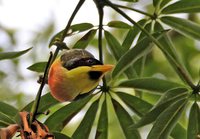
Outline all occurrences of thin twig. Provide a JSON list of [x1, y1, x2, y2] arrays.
[[30, 52, 53, 122]]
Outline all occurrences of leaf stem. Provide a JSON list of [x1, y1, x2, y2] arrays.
[[30, 52, 53, 122], [113, 3, 154, 18], [105, 0, 196, 89], [94, 0, 108, 90]]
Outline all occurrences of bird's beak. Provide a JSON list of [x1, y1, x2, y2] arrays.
[[91, 64, 114, 73]]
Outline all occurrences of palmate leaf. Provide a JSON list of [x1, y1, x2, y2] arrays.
[[27, 62, 47, 73], [115, 92, 152, 117], [22, 93, 59, 113], [70, 23, 94, 32], [137, 22, 151, 42], [72, 99, 99, 139], [113, 91, 186, 139], [107, 21, 131, 29], [0, 102, 18, 118], [155, 87, 189, 106], [161, 16, 200, 40], [0, 120, 10, 127], [171, 124, 187, 139], [114, 92, 186, 139], [112, 36, 153, 78], [132, 22, 151, 77], [154, 22, 178, 61], [0, 112, 16, 127], [95, 98, 108, 139], [112, 98, 141, 139], [132, 88, 189, 128], [49, 23, 94, 47], [118, 0, 138, 3], [45, 95, 93, 132], [147, 98, 188, 139], [111, 28, 168, 79], [153, 0, 173, 9], [73, 29, 97, 49], [122, 19, 148, 79], [104, 30, 125, 60], [118, 77, 185, 94], [0, 47, 32, 60], [52, 132, 70, 139], [0, 102, 18, 127], [104, 30, 138, 78], [122, 19, 147, 51], [154, 21, 192, 84], [187, 102, 200, 139], [162, 0, 200, 14]]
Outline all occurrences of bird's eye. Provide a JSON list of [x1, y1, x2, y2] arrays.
[[86, 59, 94, 65]]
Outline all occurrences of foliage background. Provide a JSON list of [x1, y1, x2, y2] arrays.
[[0, 0, 200, 139]]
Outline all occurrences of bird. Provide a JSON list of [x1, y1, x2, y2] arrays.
[[48, 49, 113, 102]]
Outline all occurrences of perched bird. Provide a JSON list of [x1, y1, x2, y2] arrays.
[[48, 49, 113, 102]]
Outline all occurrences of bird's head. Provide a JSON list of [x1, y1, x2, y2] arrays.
[[59, 49, 113, 80], [48, 49, 113, 102]]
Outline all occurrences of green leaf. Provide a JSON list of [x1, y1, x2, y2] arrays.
[[45, 95, 93, 132], [22, 93, 59, 113], [154, 22, 178, 60], [112, 28, 170, 79], [187, 102, 200, 139], [122, 19, 147, 50], [107, 21, 131, 29], [95, 99, 108, 139], [119, 0, 138, 2], [116, 92, 152, 117], [171, 123, 187, 139], [0, 112, 15, 125], [104, 30, 125, 60], [73, 29, 97, 49], [104, 30, 138, 78], [153, 0, 172, 9], [112, 98, 141, 139], [112, 36, 153, 78], [160, 0, 173, 8], [118, 78, 184, 94], [133, 89, 188, 128], [147, 98, 188, 139], [137, 22, 151, 41], [155, 87, 189, 106], [162, 0, 200, 14], [0, 47, 32, 60], [161, 16, 200, 40], [70, 23, 94, 33], [72, 99, 99, 139], [0, 120, 10, 127], [0, 102, 18, 117], [27, 62, 47, 73], [52, 132, 71, 139], [153, 0, 162, 7], [49, 23, 94, 47], [49, 30, 64, 47], [154, 21, 192, 83]]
